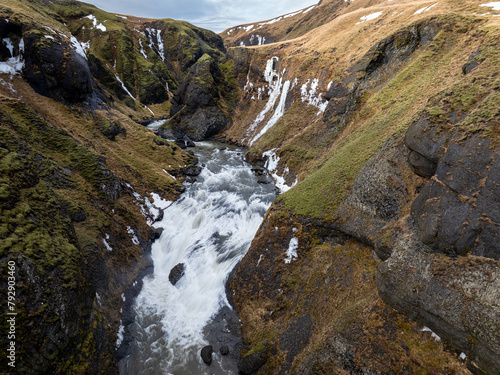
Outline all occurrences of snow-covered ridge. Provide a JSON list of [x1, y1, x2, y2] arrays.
[[226, 4, 317, 35]]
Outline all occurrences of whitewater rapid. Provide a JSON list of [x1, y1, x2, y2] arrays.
[[120, 142, 276, 374]]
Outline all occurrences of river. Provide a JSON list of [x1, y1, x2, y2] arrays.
[[119, 141, 276, 374]]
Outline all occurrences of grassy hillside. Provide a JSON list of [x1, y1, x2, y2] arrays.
[[0, 0, 221, 372], [223, 0, 500, 373]]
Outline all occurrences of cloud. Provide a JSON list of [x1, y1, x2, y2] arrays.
[[81, 0, 318, 32]]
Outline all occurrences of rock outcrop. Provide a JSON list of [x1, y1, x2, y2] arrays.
[[167, 53, 233, 140]]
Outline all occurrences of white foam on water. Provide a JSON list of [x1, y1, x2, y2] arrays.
[[126, 143, 276, 374]]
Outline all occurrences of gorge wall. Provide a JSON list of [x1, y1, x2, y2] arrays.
[[218, 0, 500, 374], [1, 0, 499, 374]]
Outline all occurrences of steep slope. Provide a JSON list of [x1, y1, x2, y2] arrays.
[[221, 0, 345, 48], [0, 0, 228, 373], [221, 0, 500, 374]]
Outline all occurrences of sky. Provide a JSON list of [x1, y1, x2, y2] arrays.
[[81, 0, 319, 33]]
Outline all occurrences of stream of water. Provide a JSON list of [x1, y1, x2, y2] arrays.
[[120, 141, 276, 374]]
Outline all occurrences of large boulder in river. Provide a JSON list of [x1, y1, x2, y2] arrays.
[[201, 345, 213, 365], [169, 263, 185, 286]]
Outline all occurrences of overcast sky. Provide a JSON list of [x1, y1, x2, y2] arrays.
[[82, 0, 319, 32]]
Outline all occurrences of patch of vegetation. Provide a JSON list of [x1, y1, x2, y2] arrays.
[[280, 17, 489, 219]]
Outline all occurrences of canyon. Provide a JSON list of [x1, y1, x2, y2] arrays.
[[0, 0, 499, 374]]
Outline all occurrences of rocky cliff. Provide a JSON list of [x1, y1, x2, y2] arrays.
[[220, 0, 500, 374], [1, 0, 500, 374], [0, 0, 224, 373]]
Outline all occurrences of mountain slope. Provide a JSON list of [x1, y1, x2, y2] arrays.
[[1, 0, 499, 373], [220, 0, 500, 374], [0, 0, 228, 373]]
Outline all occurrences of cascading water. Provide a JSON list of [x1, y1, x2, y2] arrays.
[[120, 142, 276, 375]]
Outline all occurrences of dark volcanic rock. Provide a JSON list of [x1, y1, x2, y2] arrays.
[[169, 263, 185, 286], [376, 233, 500, 375], [410, 136, 500, 260], [204, 305, 243, 373], [278, 314, 313, 374], [175, 138, 187, 149], [377, 128, 500, 374], [23, 32, 95, 104], [185, 137, 196, 148], [238, 351, 268, 375], [201, 345, 213, 365], [169, 54, 231, 140], [404, 114, 448, 170], [462, 51, 482, 75], [153, 138, 166, 146], [183, 165, 202, 177]]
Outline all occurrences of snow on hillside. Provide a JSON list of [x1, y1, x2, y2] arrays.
[[414, 3, 438, 14], [480, 2, 500, 10], [85, 14, 107, 32], [357, 11, 383, 24], [0, 38, 24, 76], [226, 4, 318, 35], [301, 78, 328, 114], [245, 56, 285, 142]]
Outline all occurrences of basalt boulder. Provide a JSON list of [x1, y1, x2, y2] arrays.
[[169, 263, 186, 286]]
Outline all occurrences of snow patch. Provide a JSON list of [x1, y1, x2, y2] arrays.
[[479, 2, 500, 10], [263, 149, 297, 194], [116, 321, 125, 348], [0, 78, 16, 93], [127, 226, 140, 245], [357, 11, 383, 24], [303, 5, 316, 13], [414, 3, 438, 15], [422, 326, 441, 341], [70, 35, 87, 59], [300, 78, 328, 114], [113, 71, 135, 99], [244, 72, 254, 92], [102, 237, 113, 251], [249, 34, 266, 45], [85, 14, 107, 31], [285, 236, 299, 263], [145, 105, 154, 115], [138, 38, 148, 59], [257, 254, 264, 266], [251, 79, 290, 145], [146, 28, 165, 61], [247, 57, 291, 144], [150, 192, 173, 210], [0, 38, 24, 77], [96, 293, 102, 306], [163, 169, 177, 180]]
